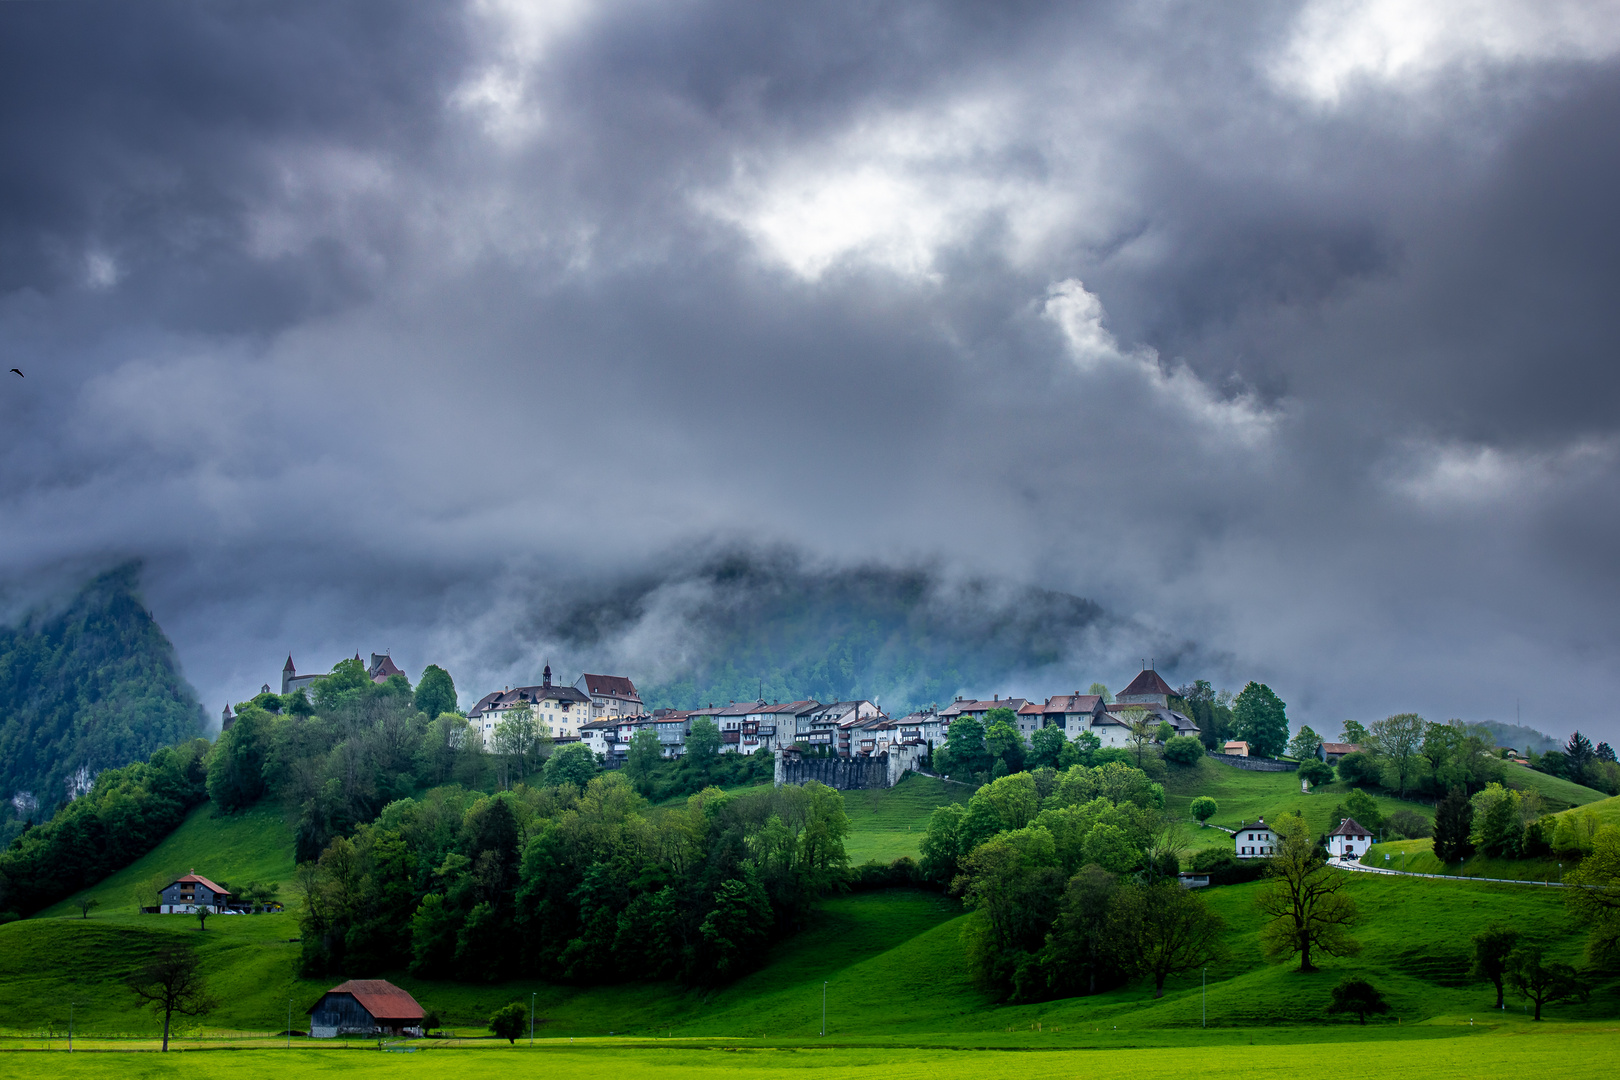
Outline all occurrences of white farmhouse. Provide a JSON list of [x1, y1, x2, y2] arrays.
[[1234, 817, 1277, 858], [1327, 817, 1375, 861]]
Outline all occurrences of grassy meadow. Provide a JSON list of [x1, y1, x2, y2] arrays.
[[36, 800, 297, 920], [5, 760, 1616, 1064], [2, 1029, 1619, 1080]]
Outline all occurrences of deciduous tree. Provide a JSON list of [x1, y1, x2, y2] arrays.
[[127, 945, 217, 1051], [1367, 713, 1426, 798], [488, 1001, 527, 1044], [412, 665, 458, 721], [1109, 878, 1226, 997], [1232, 683, 1288, 759], [1506, 945, 1589, 1021], [1190, 796, 1217, 826], [1470, 923, 1521, 1008], [1255, 815, 1361, 972], [1288, 725, 1324, 761], [1327, 977, 1390, 1024], [1564, 824, 1620, 966]]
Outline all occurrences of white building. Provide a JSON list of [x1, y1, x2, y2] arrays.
[[1234, 818, 1277, 858], [467, 665, 593, 747], [1327, 817, 1375, 861], [575, 673, 644, 720]]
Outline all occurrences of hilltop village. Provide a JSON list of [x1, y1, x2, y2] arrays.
[[234, 654, 1208, 766]]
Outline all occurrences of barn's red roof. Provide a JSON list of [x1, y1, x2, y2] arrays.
[[318, 980, 424, 1021]]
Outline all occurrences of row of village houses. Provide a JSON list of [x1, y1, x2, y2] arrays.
[[466, 666, 1201, 763], [242, 655, 1200, 763]]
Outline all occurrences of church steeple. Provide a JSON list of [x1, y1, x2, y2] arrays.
[[542, 664, 552, 688]]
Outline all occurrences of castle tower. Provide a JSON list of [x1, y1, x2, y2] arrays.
[[222, 703, 235, 732], [281, 655, 296, 695]]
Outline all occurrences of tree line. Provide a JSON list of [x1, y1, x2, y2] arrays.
[[296, 772, 851, 986]]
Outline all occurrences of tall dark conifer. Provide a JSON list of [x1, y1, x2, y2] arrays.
[[1433, 785, 1475, 862]]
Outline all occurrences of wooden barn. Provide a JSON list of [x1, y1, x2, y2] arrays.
[[307, 979, 425, 1038]]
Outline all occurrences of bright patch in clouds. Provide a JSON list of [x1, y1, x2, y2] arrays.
[[1275, 0, 1620, 103], [1042, 279, 1276, 444], [703, 101, 1098, 281]]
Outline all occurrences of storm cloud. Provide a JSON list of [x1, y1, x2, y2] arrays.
[[2, 0, 1618, 740]]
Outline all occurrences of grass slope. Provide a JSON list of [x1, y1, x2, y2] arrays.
[[7, 868, 1615, 1042], [841, 773, 971, 863], [37, 800, 297, 919], [1164, 758, 1435, 849], [1504, 765, 1610, 810]]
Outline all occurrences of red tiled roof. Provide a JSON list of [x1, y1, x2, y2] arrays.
[[171, 873, 231, 897], [318, 980, 424, 1022], [1320, 743, 1361, 755], [580, 673, 640, 698], [1119, 669, 1176, 698]]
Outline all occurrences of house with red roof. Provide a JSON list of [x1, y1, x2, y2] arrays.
[[308, 979, 425, 1038], [157, 872, 232, 914], [1327, 817, 1376, 861]]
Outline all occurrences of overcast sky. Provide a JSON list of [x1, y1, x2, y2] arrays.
[[2, 0, 1618, 742]]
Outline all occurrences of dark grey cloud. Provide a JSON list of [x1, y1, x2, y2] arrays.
[[1, 0, 1618, 744]]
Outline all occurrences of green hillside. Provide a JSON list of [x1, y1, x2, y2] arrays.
[[36, 800, 297, 919], [4, 869, 1613, 1043], [1165, 758, 1436, 849], [1503, 764, 1609, 810], [0, 562, 204, 826], [841, 773, 973, 863]]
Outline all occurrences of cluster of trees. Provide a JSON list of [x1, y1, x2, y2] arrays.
[[0, 740, 210, 916], [295, 773, 850, 986], [916, 764, 1202, 999], [924, 765, 1382, 1003], [1328, 716, 1509, 799], [1525, 732, 1620, 795], [1427, 782, 1614, 864], [1177, 681, 1287, 756]]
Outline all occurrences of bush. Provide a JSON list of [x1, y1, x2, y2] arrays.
[[1298, 760, 1335, 787], [1335, 752, 1380, 787], [1190, 796, 1218, 825], [846, 857, 928, 892], [1163, 736, 1204, 767], [1384, 808, 1432, 840], [1187, 848, 1269, 886], [488, 1001, 527, 1044]]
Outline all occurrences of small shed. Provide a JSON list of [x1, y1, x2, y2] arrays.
[[158, 872, 232, 914], [1222, 740, 1251, 757], [1327, 817, 1375, 861], [309, 980, 425, 1038]]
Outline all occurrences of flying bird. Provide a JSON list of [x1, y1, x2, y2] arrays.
[[8, 369, 19, 377]]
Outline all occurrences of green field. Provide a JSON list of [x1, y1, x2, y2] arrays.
[[10, 764, 1617, 1057], [37, 801, 298, 919], [1164, 758, 1436, 849], [2, 1029, 1619, 1080], [841, 773, 972, 863], [8, 866, 1614, 1043], [1503, 765, 1610, 810]]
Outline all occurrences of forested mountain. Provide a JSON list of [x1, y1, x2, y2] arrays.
[[0, 563, 204, 822], [546, 551, 1125, 714]]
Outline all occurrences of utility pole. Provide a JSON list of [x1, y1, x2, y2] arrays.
[[821, 981, 827, 1037]]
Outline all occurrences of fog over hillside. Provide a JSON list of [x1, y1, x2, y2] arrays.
[[1, 2, 1617, 742]]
